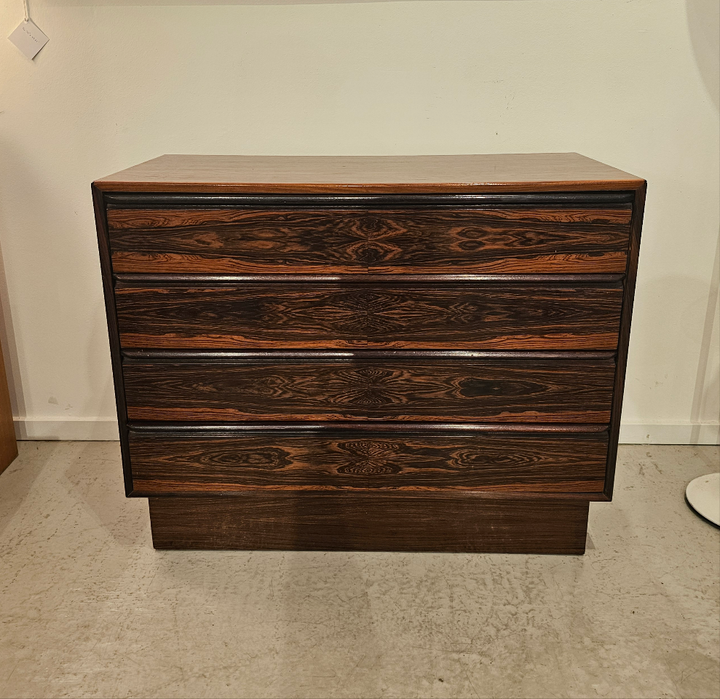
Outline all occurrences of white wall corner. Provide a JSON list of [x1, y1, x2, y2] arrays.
[[15, 418, 119, 441], [619, 422, 720, 445]]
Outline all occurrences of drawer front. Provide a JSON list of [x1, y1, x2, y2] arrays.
[[115, 283, 623, 350], [107, 207, 631, 274], [128, 429, 609, 494], [123, 357, 615, 423]]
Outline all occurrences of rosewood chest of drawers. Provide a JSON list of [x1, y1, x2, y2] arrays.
[[93, 153, 645, 554]]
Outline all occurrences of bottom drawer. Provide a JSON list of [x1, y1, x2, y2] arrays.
[[127, 426, 609, 496]]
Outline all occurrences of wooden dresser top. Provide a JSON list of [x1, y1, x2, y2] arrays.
[[94, 153, 644, 195]]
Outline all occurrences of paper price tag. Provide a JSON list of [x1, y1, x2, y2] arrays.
[[9, 19, 49, 60]]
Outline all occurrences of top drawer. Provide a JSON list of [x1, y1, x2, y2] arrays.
[[107, 206, 632, 275]]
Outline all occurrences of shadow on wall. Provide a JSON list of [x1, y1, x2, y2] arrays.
[[0, 138, 118, 439], [0, 151, 27, 428], [627, 273, 720, 437], [689, 234, 720, 442], [687, 0, 720, 111], [686, 0, 720, 442]]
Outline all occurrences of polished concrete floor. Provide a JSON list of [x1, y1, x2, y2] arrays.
[[0, 442, 718, 699]]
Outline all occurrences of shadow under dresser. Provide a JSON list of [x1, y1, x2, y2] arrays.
[[92, 153, 646, 554]]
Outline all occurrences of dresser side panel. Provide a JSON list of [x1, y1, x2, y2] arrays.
[[93, 185, 133, 495], [605, 183, 647, 498]]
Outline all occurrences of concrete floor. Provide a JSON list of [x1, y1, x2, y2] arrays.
[[0, 443, 718, 699]]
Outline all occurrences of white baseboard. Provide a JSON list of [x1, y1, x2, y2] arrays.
[[12, 418, 720, 445], [15, 417, 119, 441], [619, 422, 720, 445]]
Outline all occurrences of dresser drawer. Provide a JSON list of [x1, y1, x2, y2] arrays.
[[107, 207, 631, 274], [122, 354, 615, 423], [115, 283, 623, 350], [127, 427, 609, 495]]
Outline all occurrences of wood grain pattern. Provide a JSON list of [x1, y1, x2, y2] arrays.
[[123, 358, 615, 423], [93, 153, 646, 195], [115, 283, 624, 350], [92, 153, 646, 554], [128, 429, 608, 494], [148, 494, 590, 553], [108, 207, 631, 274]]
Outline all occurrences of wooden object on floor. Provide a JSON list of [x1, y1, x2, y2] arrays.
[[93, 153, 646, 554], [149, 494, 591, 554], [0, 339, 17, 475]]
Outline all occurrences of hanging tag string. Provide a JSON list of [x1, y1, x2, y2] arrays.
[[23, 0, 30, 22]]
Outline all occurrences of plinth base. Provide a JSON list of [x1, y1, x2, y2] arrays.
[[148, 493, 590, 554]]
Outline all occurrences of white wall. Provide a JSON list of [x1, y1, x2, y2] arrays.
[[0, 0, 717, 443]]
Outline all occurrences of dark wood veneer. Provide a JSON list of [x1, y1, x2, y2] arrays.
[[604, 183, 646, 497], [122, 357, 615, 423], [115, 273, 626, 284], [148, 494, 590, 553], [115, 283, 623, 350], [104, 192, 636, 208], [93, 154, 645, 553], [108, 207, 631, 275], [128, 429, 608, 495], [93, 186, 133, 494]]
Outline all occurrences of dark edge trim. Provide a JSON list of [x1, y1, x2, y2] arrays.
[[140, 491, 608, 502], [113, 273, 626, 285], [93, 185, 134, 496], [604, 182, 646, 499], [121, 349, 617, 364], [127, 422, 610, 435], [104, 192, 636, 208]]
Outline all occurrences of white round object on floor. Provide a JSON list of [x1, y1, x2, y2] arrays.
[[686, 472, 720, 527]]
